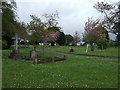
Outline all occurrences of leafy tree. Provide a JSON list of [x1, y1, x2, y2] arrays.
[[65, 34, 74, 45], [27, 15, 46, 45], [93, 1, 120, 45], [96, 23, 109, 49], [43, 11, 62, 46], [2, 1, 17, 49], [112, 4, 120, 45], [16, 22, 29, 47], [28, 13, 61, 44], [83, 18, 108, 51], [56, 32, 66, 46]]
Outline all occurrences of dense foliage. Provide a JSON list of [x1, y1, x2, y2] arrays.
[[27, 11, 61, 46], [2, 2, 17, 49], [56, 32, 66, 46], [94, 1, 120, 46], [65, 34, 74, 45], [83, 18, 109, 50]]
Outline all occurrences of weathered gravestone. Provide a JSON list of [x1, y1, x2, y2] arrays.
[[30, 47, 38, 64], [30, 50, 36, 59], [70, 48, 74, 52]]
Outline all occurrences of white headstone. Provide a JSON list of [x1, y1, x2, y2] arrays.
[[54, 43, 56, 46], [39, 43, 41, 45], [41, 43, 44, 46], [30, 50, 36, 58], [86, 44, 89, 53]]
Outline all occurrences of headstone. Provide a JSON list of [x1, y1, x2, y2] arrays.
[[54, 43, 56, 46], [39, 43, 42, 45], [70, 48, 74, 52], [30, 50, 36, 59], [41, 43, 44, 46]]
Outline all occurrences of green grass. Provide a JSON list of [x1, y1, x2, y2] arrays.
[[2, 48, 118, 88], [36, 45, 119, 58]]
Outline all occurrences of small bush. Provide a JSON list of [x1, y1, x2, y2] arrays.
[[108, 40, 114, 47], [106, 40, 118, 48], [97, 40, 108, 49]]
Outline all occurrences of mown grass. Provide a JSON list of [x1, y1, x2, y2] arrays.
[[2, 48, 118, 88], [36, 45, 119, 58]]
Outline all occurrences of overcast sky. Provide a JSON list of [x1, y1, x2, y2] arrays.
[[16, 0, 119, 40]]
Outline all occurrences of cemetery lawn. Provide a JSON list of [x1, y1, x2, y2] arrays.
[[37, 46, 119, 58], [2, 48, 118, 88]]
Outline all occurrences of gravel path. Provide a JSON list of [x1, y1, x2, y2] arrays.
[[37, 48, 119, 60]]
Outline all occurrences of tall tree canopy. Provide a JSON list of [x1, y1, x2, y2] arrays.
[[27, 15, 46, 44], [27, 11, 61, 45], [93, 1, 120, 43], [2, 1, 17, 49], [65, 34, 74, 45], [83, 18, 109, 50], [56, 31, 66, 46]]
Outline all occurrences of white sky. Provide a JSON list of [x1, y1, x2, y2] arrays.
[[16, 0, 119, 40]]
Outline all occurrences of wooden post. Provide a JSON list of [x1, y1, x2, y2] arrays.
[[64, 55, 67, 60], [35, 58, 37, 64]]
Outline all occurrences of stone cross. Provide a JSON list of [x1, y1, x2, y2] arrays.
[[14, 33, 18, 50]]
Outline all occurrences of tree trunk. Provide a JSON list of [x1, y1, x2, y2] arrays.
[[51, 42, 55, 46], [90, 43, 94, 51], [24, 39, 27, 48]]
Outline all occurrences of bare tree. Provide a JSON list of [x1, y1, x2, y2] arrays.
[[42, 10, 59, 30], [73, 31, 81, 45]]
